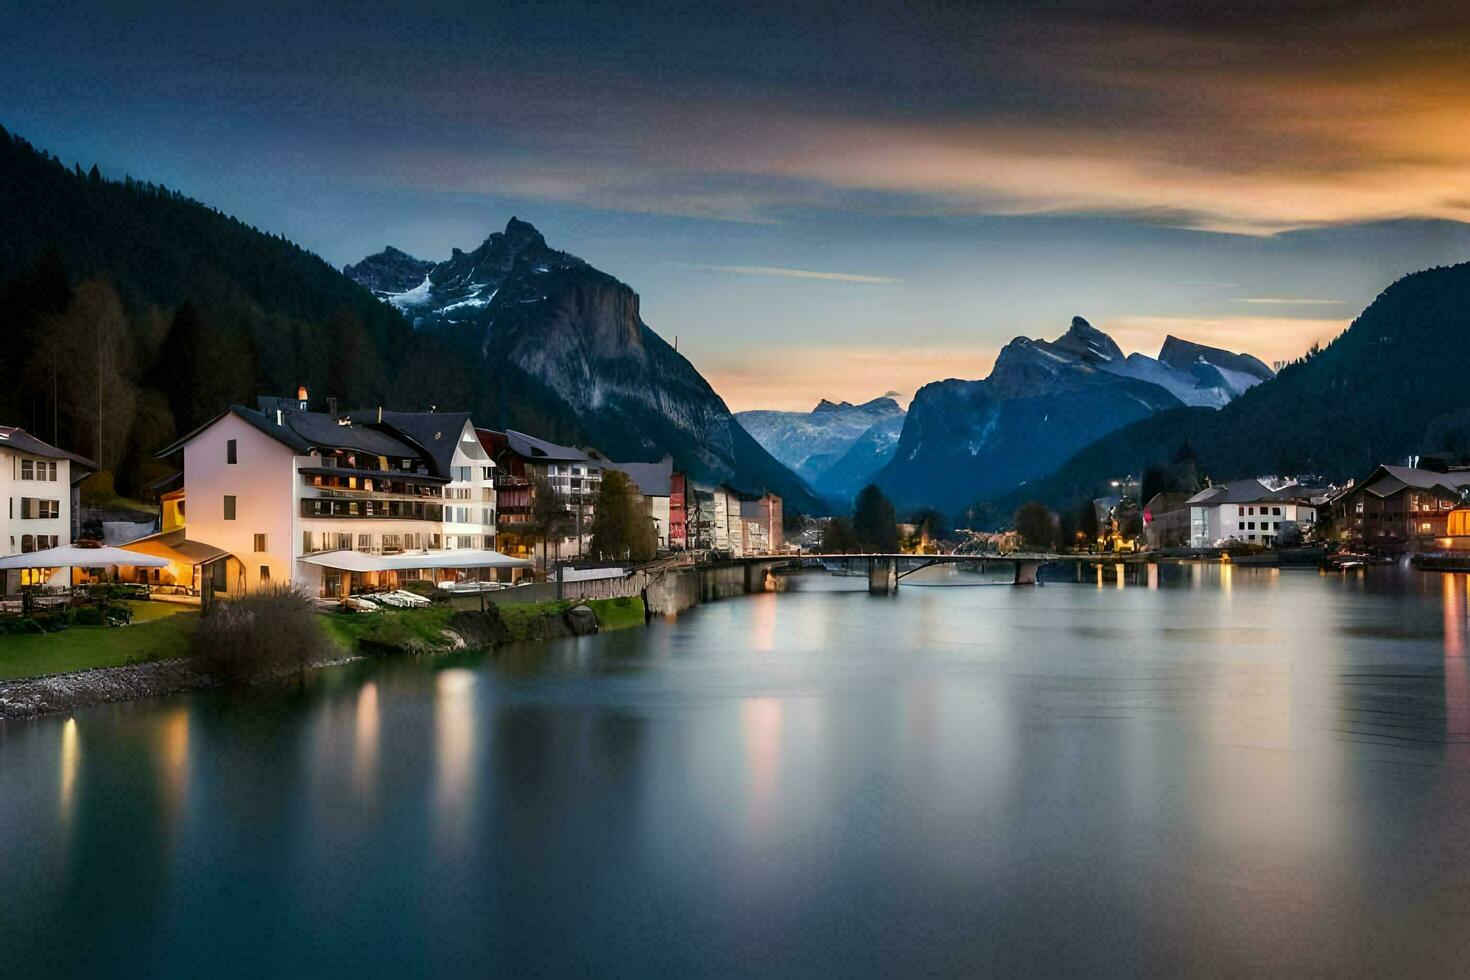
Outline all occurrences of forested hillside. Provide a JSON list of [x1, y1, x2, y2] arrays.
[[0, 127, 821, 511]]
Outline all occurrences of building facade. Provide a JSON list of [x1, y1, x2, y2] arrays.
[[740, 492, 784, 555], [1187, 479, 1318, 548], [1330, 464, 1470, 552], [1, 426, 95, 591], [479, 428, 605, 565], [128, 401, 509, 598]]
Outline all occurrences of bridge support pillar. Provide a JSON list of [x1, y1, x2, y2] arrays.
[[744, 562, 769, 594], [868, 557, 897, 595], [1013, 560, 1040, 586]]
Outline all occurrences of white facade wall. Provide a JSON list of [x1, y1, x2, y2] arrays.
[[182, 413, 299, 594], [647, 495, 670, 550], [1, 446, 73, 588], [1190, 500, 1317, 548], [441, 420, 496, 551], [711, 489, 731, 552]]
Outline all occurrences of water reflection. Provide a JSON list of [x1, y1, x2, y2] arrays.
[[58, 716, 78, 828], [434, 668, 477, 853], [354, 681, 380, 798], [740, 697, 783, 838], [10, 565, 1470, 975], [157, 707, 190, 823]]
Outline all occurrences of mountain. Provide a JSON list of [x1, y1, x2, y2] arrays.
[[341, 246, 434, 296], [986, 261, 1470, 518], [345, 219, 824, 512], [871, 317, 1269, 515], [0, 126, 820, 512], [736, 396, 905, 501], [812, 412, 908, 502]]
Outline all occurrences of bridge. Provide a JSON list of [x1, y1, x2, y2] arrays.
[[737, 552, 1069, 593], [555, 551, 1111, 608]]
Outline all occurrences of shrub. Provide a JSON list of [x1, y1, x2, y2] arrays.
[[191, 585, 327, 684], [75, 606, 106, 626]]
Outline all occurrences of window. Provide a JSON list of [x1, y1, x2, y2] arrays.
[[482, 466, 493, 481], [227, 439, 237, 464], [303, 531, 315, 554], [253, 533, 268, 553], [1247, 521, 1255, 530], [259, 565, 271, 583], [357, 533, 371, 551], [1272, 507, 1282, 516], [20, 498, 59, 520], [224, 495, 237, 520], [21, 534, 35, 553], [20, 459, 33, 480]]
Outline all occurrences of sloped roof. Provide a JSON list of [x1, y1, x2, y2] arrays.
[[1186, 478, 1308, 506], [1364, 465, 1470, 496], [505, 428, 598, 463], [121, 527, 230, 566], [158, 406, 424, 465], [0, 425, 97, 472], [377, 411, 474, 477]]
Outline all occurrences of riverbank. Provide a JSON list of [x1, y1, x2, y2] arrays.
[[0, 595, 646, 721]]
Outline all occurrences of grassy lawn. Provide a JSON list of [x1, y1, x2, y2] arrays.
[[0, 601, 198, 681], [494, 597, 646, 636], [327, 596, 647, 654], [321, 605, 456, 654]]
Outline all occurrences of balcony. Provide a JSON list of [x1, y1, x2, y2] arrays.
[[301, 498, 445, 521]]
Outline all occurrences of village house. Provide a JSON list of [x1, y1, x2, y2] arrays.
[[1, 426, 95, 592], [479, 428, 606, 564], [1330, 464, 1470, 552], [1187, 479, 1318, 549], [121, 396, 512, 600]]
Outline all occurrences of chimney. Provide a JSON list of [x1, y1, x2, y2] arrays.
[[297, 385, 308, 410], [327, 397, 338, 417]]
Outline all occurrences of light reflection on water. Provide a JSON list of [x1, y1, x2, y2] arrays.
[[5, 565, 1470, 975]]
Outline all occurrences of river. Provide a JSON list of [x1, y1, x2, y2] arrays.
[[5, 564, 1470, 975]]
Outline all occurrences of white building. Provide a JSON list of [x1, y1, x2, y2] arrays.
[[1, 426, 94, 591], [1187, 478, 1318, 548], [124, 400, 514, 599]]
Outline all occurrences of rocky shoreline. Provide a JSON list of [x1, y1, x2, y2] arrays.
[[0, 657, 217, 721], [0, 602, 614, 722]]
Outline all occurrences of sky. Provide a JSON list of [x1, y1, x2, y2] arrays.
[[6, 1, 1470, 410]]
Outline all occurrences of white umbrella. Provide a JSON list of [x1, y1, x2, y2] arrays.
[[0, 545, 170, 570]]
